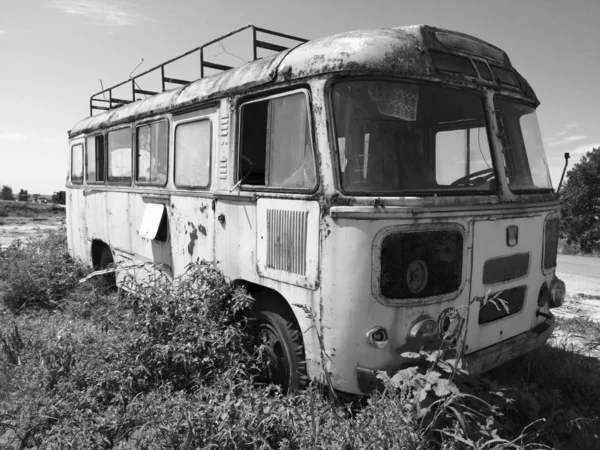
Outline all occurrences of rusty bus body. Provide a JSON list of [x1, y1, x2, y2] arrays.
[[66, 25, 565, 395]]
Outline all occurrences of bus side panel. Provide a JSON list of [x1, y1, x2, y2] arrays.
[[84, 190, 110, 248], [66, 188, 89, 264], [214, 199, 257, 281], [169, 196, 214, 277]]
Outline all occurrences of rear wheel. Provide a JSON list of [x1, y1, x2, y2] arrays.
[[256, 309, 307, 393], [98, 246, 116, 287]]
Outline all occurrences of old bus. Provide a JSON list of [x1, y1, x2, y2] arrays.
[[66, 25, 565, 395]]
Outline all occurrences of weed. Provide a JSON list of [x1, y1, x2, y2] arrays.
[[0, 231, 86, 311]]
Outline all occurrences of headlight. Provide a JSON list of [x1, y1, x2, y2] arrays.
[[549, 277, 566, 308], [409, 318, 439, 342]]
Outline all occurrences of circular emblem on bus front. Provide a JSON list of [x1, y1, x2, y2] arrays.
[[406, 260, 428, 294]]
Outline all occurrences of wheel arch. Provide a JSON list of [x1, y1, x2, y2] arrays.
[[232, 280, 304, 336], [91, 239, 112, 269]]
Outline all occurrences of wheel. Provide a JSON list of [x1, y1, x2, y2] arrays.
[[98, 246, 116, 287], [255, 309, 307, 393]]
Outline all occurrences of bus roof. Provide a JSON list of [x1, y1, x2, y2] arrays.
[[69, 25, 537, 138]]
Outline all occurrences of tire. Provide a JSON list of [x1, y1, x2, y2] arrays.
[[255, 309, 307, 393], [98, 246, 116, 287]]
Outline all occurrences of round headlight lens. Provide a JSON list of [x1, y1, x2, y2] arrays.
[[410, 319, 439, 342]]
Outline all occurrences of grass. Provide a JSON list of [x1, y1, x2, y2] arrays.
[[1, 231, 600, 448]]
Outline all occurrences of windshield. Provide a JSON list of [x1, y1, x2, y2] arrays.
[[494, 98, 553, 191], [331, 81, 496, 194]]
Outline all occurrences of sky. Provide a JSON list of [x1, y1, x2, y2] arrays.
[[0, 0, 598, 195]]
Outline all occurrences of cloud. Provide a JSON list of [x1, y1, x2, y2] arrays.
[[40, 137, 63, 144], [545, 123, 588, 146], [48, 0, 149, 27], [569, 142, 600, 156], [0, 131, 27, 141], [548, 134, 588, 146]]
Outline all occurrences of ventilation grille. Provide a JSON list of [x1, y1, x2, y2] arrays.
[[483, 253, 529, 284], [543, 217, 559, 270], [380, 230, 463, 299], [266, 209, 308, 275], [478, 286, 526, 325]]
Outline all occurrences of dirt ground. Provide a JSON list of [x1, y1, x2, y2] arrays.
[[0, 200, 65, 248]]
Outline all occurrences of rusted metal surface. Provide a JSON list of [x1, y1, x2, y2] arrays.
[[70, 25, 538, 139]]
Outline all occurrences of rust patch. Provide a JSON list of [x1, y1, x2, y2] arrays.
[[187, 223, 198, 256], [198, 224, 207, 236]]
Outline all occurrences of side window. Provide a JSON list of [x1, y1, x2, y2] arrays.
[[107, 128, 132, 184], [86, 135, 105, 183], [71, 143, 84, 184], [136, 121, 168, 185], [239, 91, 316, 189], [174, 120, 211, 188]]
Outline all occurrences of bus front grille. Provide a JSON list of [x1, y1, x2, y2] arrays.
[[266, 209, 308, 275], [380, 229, 463, 299]]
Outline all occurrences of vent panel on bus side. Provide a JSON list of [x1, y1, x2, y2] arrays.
[[256, 199, 319, 290], [379, 229, 463, 300], [266, 209, 308, 275]]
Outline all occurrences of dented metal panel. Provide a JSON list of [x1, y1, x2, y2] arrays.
[[275, 28, 433, 81]]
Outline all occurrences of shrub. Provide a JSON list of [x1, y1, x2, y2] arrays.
[[0, 231, 86, 311]]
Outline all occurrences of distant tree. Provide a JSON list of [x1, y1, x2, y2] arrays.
[[52, 191, 66, 205], [560, 147, 600, 253], [18, 189, 29, 202], [1, 185, 14, 200]]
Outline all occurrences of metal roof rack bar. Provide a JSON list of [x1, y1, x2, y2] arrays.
[[90, 25, 308, 116]]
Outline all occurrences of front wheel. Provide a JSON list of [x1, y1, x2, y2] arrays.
[[256, 310, 307, 393]]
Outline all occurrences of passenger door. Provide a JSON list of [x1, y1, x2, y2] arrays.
[[169, 106, 218, 277]]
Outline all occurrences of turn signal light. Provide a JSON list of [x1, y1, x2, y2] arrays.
[[366, 327, 389, 349], [549, 277, 566, 308]]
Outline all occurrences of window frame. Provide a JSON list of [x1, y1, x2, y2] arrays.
[[173, 117, 213, 190], [106, 126, 133, 186], [326, 77, 498, 196], [135, 118, 170, 187], [237, 87, 319, 193], [71, 143, 84, 185], [85, 133, 106, 185]]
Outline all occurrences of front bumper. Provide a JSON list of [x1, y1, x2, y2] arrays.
[[356, 313, 555, 394], [465, 312, 555, 375]]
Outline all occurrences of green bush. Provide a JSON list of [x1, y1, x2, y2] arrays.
[[0, 231, 86, 310]]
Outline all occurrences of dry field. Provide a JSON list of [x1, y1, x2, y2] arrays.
[[0, 200, 65, 248]]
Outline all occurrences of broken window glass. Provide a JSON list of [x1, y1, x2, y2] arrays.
[[239, 91, 316, 189]]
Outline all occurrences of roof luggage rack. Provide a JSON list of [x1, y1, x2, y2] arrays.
[[89, 25, 308, 116]]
